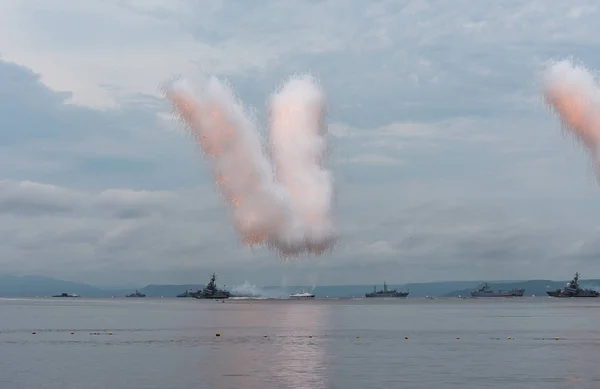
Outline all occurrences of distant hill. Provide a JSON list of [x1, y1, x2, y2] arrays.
[[0, 275, 126, 297], [2, 275, 599, 299]]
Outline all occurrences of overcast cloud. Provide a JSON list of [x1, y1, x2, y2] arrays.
[[1, 0, 600, 287]]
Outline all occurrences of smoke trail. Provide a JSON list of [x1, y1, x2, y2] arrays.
[[269, 75, 336, 255], [164, 77, 291, 248], [543, 59, 600, 180], [163, 75, 336, 256]]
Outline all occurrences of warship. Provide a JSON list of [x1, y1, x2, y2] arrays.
[[470, 283, 525, 297], [289, 291, 315, 299], [365, 282, 409, 298], [176, 289, 193, 298], [52, 293, 80, 298], [125, 289, 146, 298], [546, 272, 599, 298], [190, 273, 231, 299]]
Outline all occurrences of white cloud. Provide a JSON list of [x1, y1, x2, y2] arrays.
[[1, 0, 599, 111]]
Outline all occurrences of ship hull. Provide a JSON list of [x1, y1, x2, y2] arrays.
[[365, 293, 409, 298], [471, 289, 525, 297], [190, 291, 230, 299], [289, 295, 315, 299], [546, 291, 599, 298]]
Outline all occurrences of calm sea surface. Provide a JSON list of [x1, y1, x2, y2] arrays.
[[1, 297, 599, 389]]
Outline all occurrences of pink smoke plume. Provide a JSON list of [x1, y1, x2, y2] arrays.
[[163, 75, 336, 257], [543, 59, 600, 179]]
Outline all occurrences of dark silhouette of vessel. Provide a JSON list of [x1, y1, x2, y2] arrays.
[[470, 283, 525, 297], [365, 282, 409, 298], [176, 289, 193, 298], [546, 272, 599, 298], [126, 289, 146, 298], [289, 291, 315, 299], [52, 293, 80, 298], [190, 273, 231, 299]]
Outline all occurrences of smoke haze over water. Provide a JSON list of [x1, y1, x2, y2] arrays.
[[543, 59, 600, 181], [164, 75, 336, 257]]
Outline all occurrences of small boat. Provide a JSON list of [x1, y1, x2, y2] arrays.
[[126, 290, 146, 298], [52, 293, 80, 298], [547, 272, 599, 298], [289, 291, 315, 299]]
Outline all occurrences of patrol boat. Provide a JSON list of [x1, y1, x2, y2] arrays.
[[52, 293, 80, 298], [546, 272, 599, 298], [125, 289, 146, 298]]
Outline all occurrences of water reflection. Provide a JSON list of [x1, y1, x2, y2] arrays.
[[207, 301, 331, 389]]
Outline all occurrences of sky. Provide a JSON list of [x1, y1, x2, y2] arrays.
[[1, 0, 600, 288]]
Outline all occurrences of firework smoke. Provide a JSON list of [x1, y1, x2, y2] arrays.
[[543, 59, 600, 179], [269, 76, 335, 255], [163, 75, 335, 256]]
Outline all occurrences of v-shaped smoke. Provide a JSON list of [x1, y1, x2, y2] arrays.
[[164, 75, 336, 257]]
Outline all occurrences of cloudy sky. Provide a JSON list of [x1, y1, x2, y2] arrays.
[[1, 0, 600, 288]]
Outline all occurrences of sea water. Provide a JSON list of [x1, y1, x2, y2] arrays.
[[0, 297, 599, 389]]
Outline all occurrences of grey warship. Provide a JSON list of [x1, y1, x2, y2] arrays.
[[365, 282, 409, 298], [190, 273, 231, 299], [126, 289, 146, 298], [470, 283, 525, 297], [546, 272, 599, 298], [176, 289, 193, 298]]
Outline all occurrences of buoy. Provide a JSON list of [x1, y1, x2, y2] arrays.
[[555, 337, 560, 340], [216, 333, 221, 337], [308, 336, 312, 338], [32, 332, 36, 335], [109, 332, 113, 335], [456, 337, 460, 340], [404, 336, 408, 340], [71, 332, 74, 335], [507, 336, 511, 340], [356, 336, 360, 338]]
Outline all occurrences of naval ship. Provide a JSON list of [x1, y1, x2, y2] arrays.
[[365, 282, 409, 298], [189, 273, 231, 299], [470, 283, 525, 297], [546, 272, 599, 298], [126, 289, 146, 298], [176, 289, 193, 298], [52, 293, 80, 298]]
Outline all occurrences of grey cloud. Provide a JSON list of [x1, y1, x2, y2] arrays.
[[0, 59, 207, 190], [1, 177, 600, 286], [3, 1, 600, 287]]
